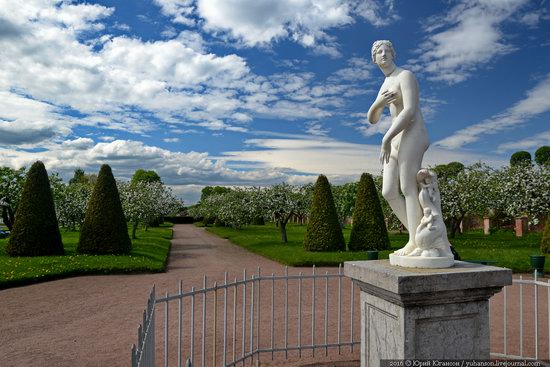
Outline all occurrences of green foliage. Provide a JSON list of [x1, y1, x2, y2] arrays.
[[541, 211, 550, 253], [304, 175, 345, 252], [200, 186, 231, 202], [131, 169, 162, 185], [331, 182, 357, 226], [510, 151, 532, 166], [432, 162, 465, 179], [78, 165, 131, 255], [348, 173, 390, 251], [0, 166, 26, 231], [535, 146, 550, 166], [6, 161, 64, 257], [0, 224, 172, 289], [69, 168, 85, 185]]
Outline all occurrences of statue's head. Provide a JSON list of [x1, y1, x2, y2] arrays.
[[371, 40, 396, 64]]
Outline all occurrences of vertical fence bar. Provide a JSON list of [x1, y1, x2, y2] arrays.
[[325, 271, 328, 356], [298, 272, 302, 358], [190, 287, 195, 366], [224, 273, 228, 367], [520, 276, 523, 357], [202, 276, 207, 367], [503, 285, 507, 357], [285, 267, 288, 359], [165, 291, 169, 367], [257, 267, 261, 364], [350, 280, 354, 353], [535, 272, 539, 360], [271, 273, 275, 360], [132, 344, 137, 367], [233, 277, 237, 364], [250, 275, 255, 363], [312, 265, 316, 357], [213, 282, 218, 367], [178, 281, 183, 367], [338, 265, 342, 355], [242, 269, 247, 365]]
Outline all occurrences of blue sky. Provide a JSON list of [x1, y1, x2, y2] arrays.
[[0, 0, 549, 203]]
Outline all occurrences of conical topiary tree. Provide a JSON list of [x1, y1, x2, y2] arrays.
[[78, 164, 131, 255], [304, 175, 345, 252], [6, 161, 64, 256], [348, 173, 390, 251], [541, 211, 550, 253]]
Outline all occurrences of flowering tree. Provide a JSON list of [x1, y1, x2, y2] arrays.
[[261, 183, 306, 243], [437, 163, 496, 237], [332, 182, 357, 227], [497, 163, 550, 224], [0, 167, 26, 230], [119, 180, 183, 238], [49, 174, 92, 230]]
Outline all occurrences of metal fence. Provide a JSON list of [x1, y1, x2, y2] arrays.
[[131, 265, 360, 367], [133, 269, 550, 367], [490, 274, 550, 360]]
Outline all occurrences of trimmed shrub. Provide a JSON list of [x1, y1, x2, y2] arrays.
[[6, 161, 64, 256], [78, 164, 131, 255], [541, 211, 550, 253], [348, 173, 390, 251], [304, 175, 345, 252]]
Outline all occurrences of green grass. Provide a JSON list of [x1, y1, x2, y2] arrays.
[[205, 223, 544, 272], [0, 223, 173, 289]]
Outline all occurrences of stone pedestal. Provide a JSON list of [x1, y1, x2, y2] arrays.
[[515, 217, 528, 237], [344, 260, 511, 366]]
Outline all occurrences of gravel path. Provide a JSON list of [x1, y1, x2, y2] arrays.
[[0, 225, 359, 367], [0, 224, 545, 366]]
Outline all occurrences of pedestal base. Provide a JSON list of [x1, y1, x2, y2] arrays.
[[389, 253, 454, 268], [344, 260, 511, 366]]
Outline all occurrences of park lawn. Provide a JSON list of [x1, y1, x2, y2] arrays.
[[0, 223, 173, 289], [205, 223, 544, 272]]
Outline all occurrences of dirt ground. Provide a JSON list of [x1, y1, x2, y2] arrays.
[[0, 224, 545, 366]]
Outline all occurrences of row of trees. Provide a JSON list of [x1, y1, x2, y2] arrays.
[[190, 173, 390, 252], [1, 167, 182, 236], [2, 163, 183, 257], [189, 161, 549, 240]]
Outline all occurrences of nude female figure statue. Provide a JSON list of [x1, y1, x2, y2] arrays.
[[367, 40, 429, 257]]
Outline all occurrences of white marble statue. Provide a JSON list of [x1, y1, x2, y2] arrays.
[[367, 40, 453, 268]]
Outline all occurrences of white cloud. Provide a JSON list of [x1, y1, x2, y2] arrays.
[[496, 130, 550, 152], [0, 0, 368, 141], [411, 0, 528, 84], [193, 0, 397, 56], [305, 122, 330, 137], [436, 75, 550, 149], [0, 91, 73, 145], [154, 0, 195, 26], [222, 136, 507, 177], [164, 138, 181, 143]]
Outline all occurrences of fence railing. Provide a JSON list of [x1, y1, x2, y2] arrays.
[[131, 265, 360, 367], [133, 269, 550, 367], [490, 274, 550, 360], [132, 286, 156, 367]]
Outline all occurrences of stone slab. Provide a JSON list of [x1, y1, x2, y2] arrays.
[[344, 260, 512, 296]]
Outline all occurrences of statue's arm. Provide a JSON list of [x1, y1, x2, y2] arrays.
[[381, 71, 418, 143], [367, 88, 387, 124]]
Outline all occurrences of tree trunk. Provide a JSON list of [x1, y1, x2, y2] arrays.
[[280, 222, 288, 243], [2, 206, 14, 231], [132, 221, 138, 239]]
